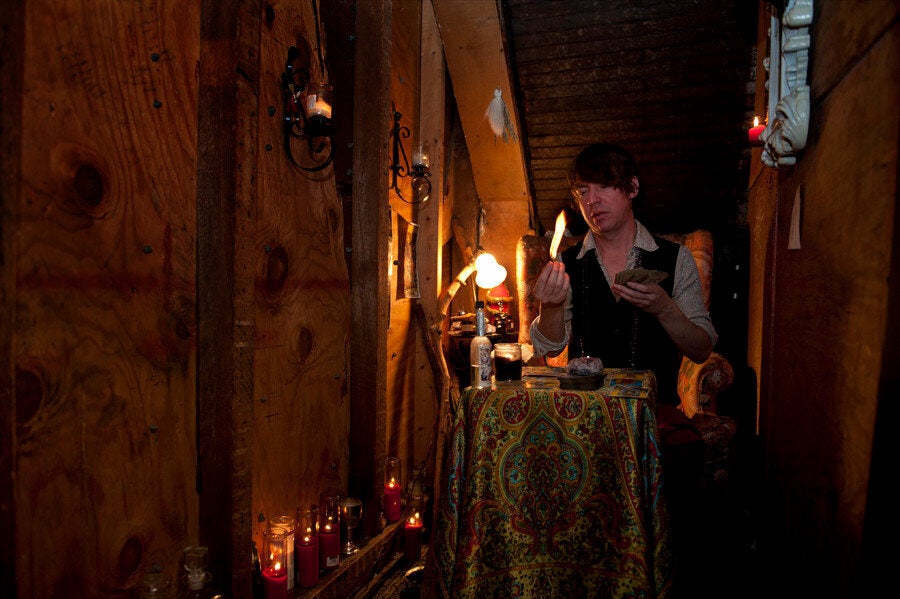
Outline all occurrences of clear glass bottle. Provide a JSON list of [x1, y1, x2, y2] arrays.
[[470, 300, 493, 388]]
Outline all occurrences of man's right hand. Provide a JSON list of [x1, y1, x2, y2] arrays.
[[534, 260, 570, 306]]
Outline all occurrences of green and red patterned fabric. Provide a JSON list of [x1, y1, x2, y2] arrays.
[[423, 382, 673, 598]]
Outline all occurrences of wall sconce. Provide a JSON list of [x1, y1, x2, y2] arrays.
[[759, 0, 813, 168], [390, 109, 432, 204], [282, 46, 336, 172]]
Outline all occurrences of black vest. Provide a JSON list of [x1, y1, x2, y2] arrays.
[[562, 236, 682, 405]]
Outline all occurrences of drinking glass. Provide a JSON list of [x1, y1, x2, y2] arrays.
[[339, 497, 363, 556], [493, 342, 523, 382]]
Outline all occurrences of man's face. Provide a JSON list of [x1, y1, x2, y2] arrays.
[[572, 177, 637, 235]]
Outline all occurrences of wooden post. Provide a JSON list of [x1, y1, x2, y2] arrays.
[[198, 1, 259, 596], [350, 0, 392, 535]]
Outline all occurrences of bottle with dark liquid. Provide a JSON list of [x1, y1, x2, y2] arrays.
[[469, 301, 493, 388]]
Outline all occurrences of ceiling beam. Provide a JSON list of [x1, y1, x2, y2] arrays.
[[431, 0, 532, 303]]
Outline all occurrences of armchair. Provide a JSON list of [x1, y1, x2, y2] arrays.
[[516, 229, 737, 485]]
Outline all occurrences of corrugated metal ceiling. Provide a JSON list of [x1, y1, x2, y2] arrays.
[[500, 0, 759, 236]]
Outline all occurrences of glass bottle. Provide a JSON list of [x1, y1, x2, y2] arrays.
[[470, 300, 493, 388]]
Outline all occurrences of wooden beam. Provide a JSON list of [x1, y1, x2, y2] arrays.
[[198, 1, 259, 596], [351, 0, 392, 535], [0, 0, 23, 595], [431, 0, 531, 325]]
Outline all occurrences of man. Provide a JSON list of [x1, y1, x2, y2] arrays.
[[530, 142, 718, 591], [531, 143, 716, 399]]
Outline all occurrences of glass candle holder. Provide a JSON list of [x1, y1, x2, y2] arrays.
[[295, 505, 319, 588], [268, 516, 295, 591], [339, 496, 363, 556], [403, 504, 424, 562], [262, 527, 289, 599], [384, 457, 402, 522], [319, 489, 341, 570], [304, 83, 333, 119], [182, 546, 209, 591]]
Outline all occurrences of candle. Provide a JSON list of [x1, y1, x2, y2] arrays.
[[383, 479, 402, 522], [319, 523, 340, 570], [748, 116, 765, 146], [313, 99, 332, 119], [403, 513, 423, 562], [306, 94, 317, 114], [412, 141, 429, 167], [319, 489, 342, 570], [262, 564, 288, 599], [297, 534, 319, 588], [268, 516, 295, 591]]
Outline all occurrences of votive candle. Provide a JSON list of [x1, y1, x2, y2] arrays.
[[297, 533, 319, 588], [404, 512, 423, 562], [262, 564, 288, 599], [384, 457, 402, 522]]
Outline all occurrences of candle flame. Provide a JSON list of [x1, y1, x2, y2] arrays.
[[549, 211, 567, 260], [388, 477, 397, 487], [753, 116, 760, 127]]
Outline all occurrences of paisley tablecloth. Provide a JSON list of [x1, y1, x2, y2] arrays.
[[423, 375, 672, 598]]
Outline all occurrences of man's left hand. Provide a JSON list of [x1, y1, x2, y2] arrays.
[[611, 282, 675, 317]]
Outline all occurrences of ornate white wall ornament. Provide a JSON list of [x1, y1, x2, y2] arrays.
[[760, 0, 813, 168]]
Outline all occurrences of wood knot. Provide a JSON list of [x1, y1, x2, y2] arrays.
[[15, 366, 44, 426], [116, 536, 145, 580], [265, 245, 289, 293], [73, 164, 104, 208], [295, 327, 313, 365]]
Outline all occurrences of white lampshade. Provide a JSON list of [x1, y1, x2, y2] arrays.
[[474, 252, 507, 289]]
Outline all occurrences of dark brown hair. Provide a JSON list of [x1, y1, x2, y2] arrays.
[[569, 143, 639, 195]]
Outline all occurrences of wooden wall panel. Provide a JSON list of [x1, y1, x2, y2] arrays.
[[385, 0, 424, 509], [0, 0, 24, 594], [750, 1, 899, 593], [251, 0, 350, 550], [13, 0, 200, 595]]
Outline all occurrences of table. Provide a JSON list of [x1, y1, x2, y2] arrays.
[[422, 370, 672, 598]]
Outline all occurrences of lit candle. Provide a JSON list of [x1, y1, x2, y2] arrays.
[[383, 478, 402, 522], [748, 116, 765, 146], [262, 563, 288, 599], [403, 512, 423, 562], [297, 530, 319, 588], [319, 520, 340, 570], [268, 516, 295, 591], [412, 141, 429, 167], [263, 526, 289, 598], [384, 457, 402, 523], [313, 98, 332, 119]]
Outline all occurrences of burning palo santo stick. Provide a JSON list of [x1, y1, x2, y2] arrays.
[[548, 210, 567, 261]]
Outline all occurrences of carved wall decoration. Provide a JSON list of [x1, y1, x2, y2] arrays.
[[761, 0, 813, 168]]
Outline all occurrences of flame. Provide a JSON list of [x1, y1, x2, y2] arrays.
[[549, 211, 567, 260]]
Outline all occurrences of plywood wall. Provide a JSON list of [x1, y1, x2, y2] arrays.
[[747, 0, 899, 593], [252, 0, 351, 559], [3, 0, 352, 596], [10, 0, 201, 596]]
